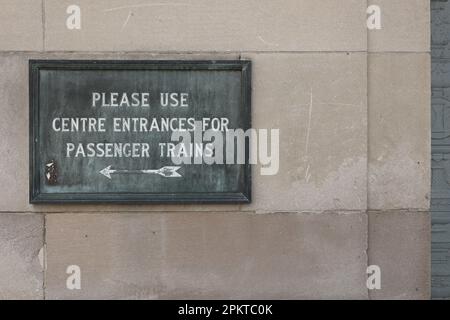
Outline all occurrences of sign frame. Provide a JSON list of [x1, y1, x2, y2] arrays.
[[29, 60, 251, 204]]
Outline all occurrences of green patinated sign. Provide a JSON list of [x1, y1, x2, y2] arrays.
[[29, 60, 251, 203]]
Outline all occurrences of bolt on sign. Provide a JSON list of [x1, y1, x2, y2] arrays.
[[29, 60, 251, 203]]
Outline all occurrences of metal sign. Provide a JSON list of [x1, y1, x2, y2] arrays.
[[29, 60, 251, 203]]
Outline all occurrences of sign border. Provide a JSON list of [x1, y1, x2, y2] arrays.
[[29, 60, 251, 204]]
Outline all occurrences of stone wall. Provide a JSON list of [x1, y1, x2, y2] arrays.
[[0, 0, 430, 299]]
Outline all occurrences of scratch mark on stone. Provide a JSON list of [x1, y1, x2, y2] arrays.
[[104, 3, 190, 12], [293, 102, 361, 108], [303, 88, 313, 182], [257, 35, 279, 47], [316, 102, 361, 108], [121, 11, 133, 30], [305, 164, 311, 182], [38, 245, 46, 270], [304, 87, 313, 157]]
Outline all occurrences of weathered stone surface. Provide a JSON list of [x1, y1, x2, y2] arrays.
[[242, 53, 367, 212], [0, 0, 433, 302], [45, 211, 368, 299], [0, 54, 30, 212], [368, 53, 430, 210], [0, 213, 44, 299], [0, 0, 43, 51], [368, 211, 430, 300], [368, 0, 430, 52], [44, 0, 366, 52], [0, 52, 366, 213]]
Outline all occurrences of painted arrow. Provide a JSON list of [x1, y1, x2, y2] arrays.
[[100, 165, 182, 179]]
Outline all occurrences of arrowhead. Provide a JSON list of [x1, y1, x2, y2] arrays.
[[100, 165, 113, 179], [159, 166, 182, 177]]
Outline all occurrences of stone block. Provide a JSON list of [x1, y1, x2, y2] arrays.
[[0, 0, 43, 51], [0, 213, 44, 299], [45, 211, 368, 299], [368, 0, 430, 52], [368, 53, 430, 210], [368, 210, 430, 299], [242, 53, 367, 212], [44, 0, 367, 52]]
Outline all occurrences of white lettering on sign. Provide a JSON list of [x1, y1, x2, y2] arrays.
[[91, 92, 151, 107], [52, 117, 106, 132], [160, 92, 189, 107], [50, 88, 276, 175]]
